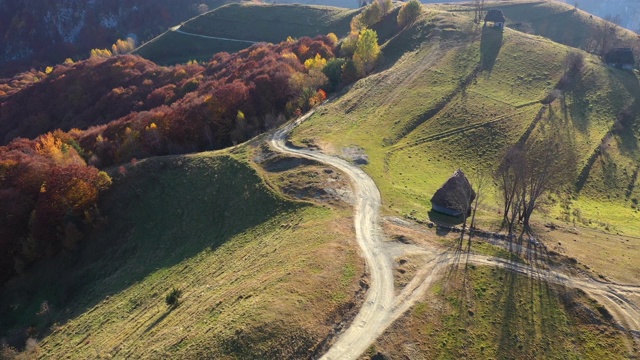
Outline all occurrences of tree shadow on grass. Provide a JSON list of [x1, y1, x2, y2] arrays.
[[493, 231, 570, 358], [433, 209, 473, 299], [480, 26, 504, 76], [564, 69, 592, 134], [0, 155, 299, 348], [607, 70, 640, 156]]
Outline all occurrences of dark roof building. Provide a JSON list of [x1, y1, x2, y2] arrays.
[[604, 48, 636, 71], [431, 169, 476, 217], [484, 9, 505, 28]]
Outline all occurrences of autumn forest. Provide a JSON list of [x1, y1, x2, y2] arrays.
[[0, 34, 353, 284]]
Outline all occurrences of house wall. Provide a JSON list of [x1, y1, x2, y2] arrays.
[[431, 203, 463, 217]]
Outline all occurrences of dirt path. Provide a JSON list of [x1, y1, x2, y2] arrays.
[[171, 25, 257, 44], [271, 113, 396, 360], [270, 110, 640, 359]]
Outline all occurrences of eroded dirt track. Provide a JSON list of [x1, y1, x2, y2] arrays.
[[270, 111, 640, 359], [271, 113, 396, 360]]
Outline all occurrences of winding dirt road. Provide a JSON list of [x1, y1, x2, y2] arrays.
[[269, 111, 640, 359], [271, 113, 396, 360]]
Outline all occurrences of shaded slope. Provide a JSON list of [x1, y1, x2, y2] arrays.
[[135, 3, 359, 65], [0, 151, 363, 358]]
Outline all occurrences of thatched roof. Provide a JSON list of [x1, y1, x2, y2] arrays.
[[485, 9, 505, 23], [605, 48, 635, 66], [431, 169, 476, 212]]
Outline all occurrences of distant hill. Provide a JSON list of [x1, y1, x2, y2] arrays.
[[303, 0, 640, 32], [496, 0, 639, 51], [134, 3, 359, 65], [558, 0, 640, 32]]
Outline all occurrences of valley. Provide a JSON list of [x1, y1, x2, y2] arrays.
[[1, 0, 640, 358]]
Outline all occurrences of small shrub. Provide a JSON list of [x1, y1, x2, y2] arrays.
[[24, 338, 40, 356], [165, 288, 183, 308], [398, 0, 422, 28]]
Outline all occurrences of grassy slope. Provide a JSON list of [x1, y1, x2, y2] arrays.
[[0, 150, 363, 358], [292, 1, 640, 235], [134, 3, 359, 65], [368, 266, 630, 359], [289, 0, 640, 339]]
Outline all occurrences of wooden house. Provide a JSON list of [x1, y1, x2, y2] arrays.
[[431, 169, 476, 217], [484, 9, 506, 29], [604, 48, 636, 71]]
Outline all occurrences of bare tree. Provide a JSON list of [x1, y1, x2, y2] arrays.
[[596, 15, 622, 55], [473, 0, 486, 23], [520, 133, 577, 232], [469, 170, 489, 230], [494, 146, 526, 235], [564, 51, 585, 75], [558, 50, 585, 89], [457, 181, 474, 235], [495, 132, 577, 235]]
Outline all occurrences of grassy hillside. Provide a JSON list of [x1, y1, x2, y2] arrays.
[[0, 150, 364, 358], [292, 1, 640, 234], [498, 0, 639, 50], [135, 3, 359, 64], [133, 31, 250, 65], [290, 0, 640, 293], [368, 266, 630, 358]]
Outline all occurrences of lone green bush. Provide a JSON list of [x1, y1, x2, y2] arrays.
[[165, 288, 183, 308]]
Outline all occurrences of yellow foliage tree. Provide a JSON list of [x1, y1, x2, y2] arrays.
[[282, 51, 299, 62], [35, 133, 86, 166], [111, 37, 136, 55], [304, 53, 327, 71], [326, 33, 339, 47], [353, 29, 381, 77], [90, 48, 113, 58], [398, 0, 422, 28]]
